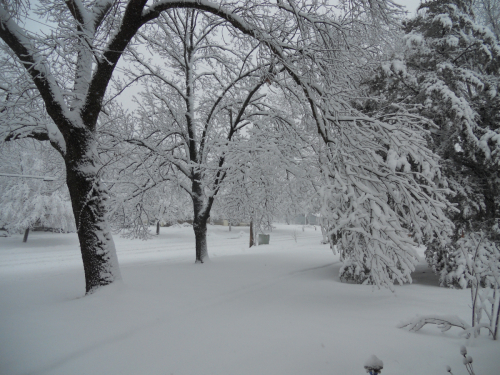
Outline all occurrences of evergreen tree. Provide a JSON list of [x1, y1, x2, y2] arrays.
[[368, 0, 500, 286]]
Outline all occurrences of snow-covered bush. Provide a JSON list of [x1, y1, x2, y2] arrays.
[[432, 230, 500, 289], [339, 257, 407, 286], [0, 182, 75, 234], [339, 259, 373, 285], [317, 112, 454, 289], [401, 228, 500, 340], [428, 228, 500, 339], [458, 231, 500, 339], [0, 142, 75, 235]]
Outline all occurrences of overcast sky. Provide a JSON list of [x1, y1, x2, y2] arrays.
[[396, 0, 422, 15]]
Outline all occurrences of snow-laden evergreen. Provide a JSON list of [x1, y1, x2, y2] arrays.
[[367, 0, 500, 288]]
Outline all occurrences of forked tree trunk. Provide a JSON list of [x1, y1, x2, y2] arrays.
[[65, 133, 121, 294], [22, 227, 29, 243]]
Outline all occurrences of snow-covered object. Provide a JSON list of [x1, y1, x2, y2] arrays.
[[364, 355, 383, 374], [0, 183, 75, 234], [455, 232, 500, 338], [400, 234, 500, 339], [372, 0, 500, 166], [394, 1, 500, 167], [369, 0, 500, 286], [107, 9, 304, 258], [424, 230, 500, 339], [398, 312, 500, 340], [436, 232, 500, 289], [398, 314, 471, 334], [213, 124, 317, 243], [317, 112, 454, 288], [0, 142, 75, 234]]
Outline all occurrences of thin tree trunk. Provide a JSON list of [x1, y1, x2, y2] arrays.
[[494, 288, 500, 340], [229, 220, 231, 232], [471, 281, 479, 331], [249, 220, 254, 247], [22, 227, 29, 243], [156, 221, 160, 235]]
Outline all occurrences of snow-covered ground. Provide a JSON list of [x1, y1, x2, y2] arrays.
[[0, 224, 498, 375]]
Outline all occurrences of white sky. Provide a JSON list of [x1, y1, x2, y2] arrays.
[[396, 0, 423, 15]]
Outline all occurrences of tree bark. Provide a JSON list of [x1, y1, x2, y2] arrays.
[[249, 220, 254, 247], [65, 132, 121, 294], [494, 290, 500, 340], [192, 197, 209, 263], [193, 216, 208, 263], [22, 227, 29, 243], [156, 221, 160, 235], [192, 173, 209, 263]]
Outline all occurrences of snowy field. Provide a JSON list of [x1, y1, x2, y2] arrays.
[[0, 224, 498, 375]]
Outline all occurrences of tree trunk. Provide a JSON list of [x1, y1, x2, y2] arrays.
[[229, 220, 231, 232], [156, 221, 160, 235], [191, 180, 209, 263], [494, 291, 500, 340], [193, 216, 208, 263], [249, 220, 254, 247], [65, 134, 121, 294], [22, 227, 29, 243]]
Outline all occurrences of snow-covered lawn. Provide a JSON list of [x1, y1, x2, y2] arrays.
[[0, 224, 498, 375]]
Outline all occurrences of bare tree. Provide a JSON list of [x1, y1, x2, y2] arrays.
[[113, 9, 282, 262]]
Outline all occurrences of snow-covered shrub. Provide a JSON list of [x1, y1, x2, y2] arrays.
[[458, 231, 500, 339], [403, 229, 500, 340], [0, 142, 75, 235], [339, 259, 373, 285], [339, 258, 407, 286], [431, 230, 500, 289], [431, 229, 500, 340], [0, 182, 75, 234]]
